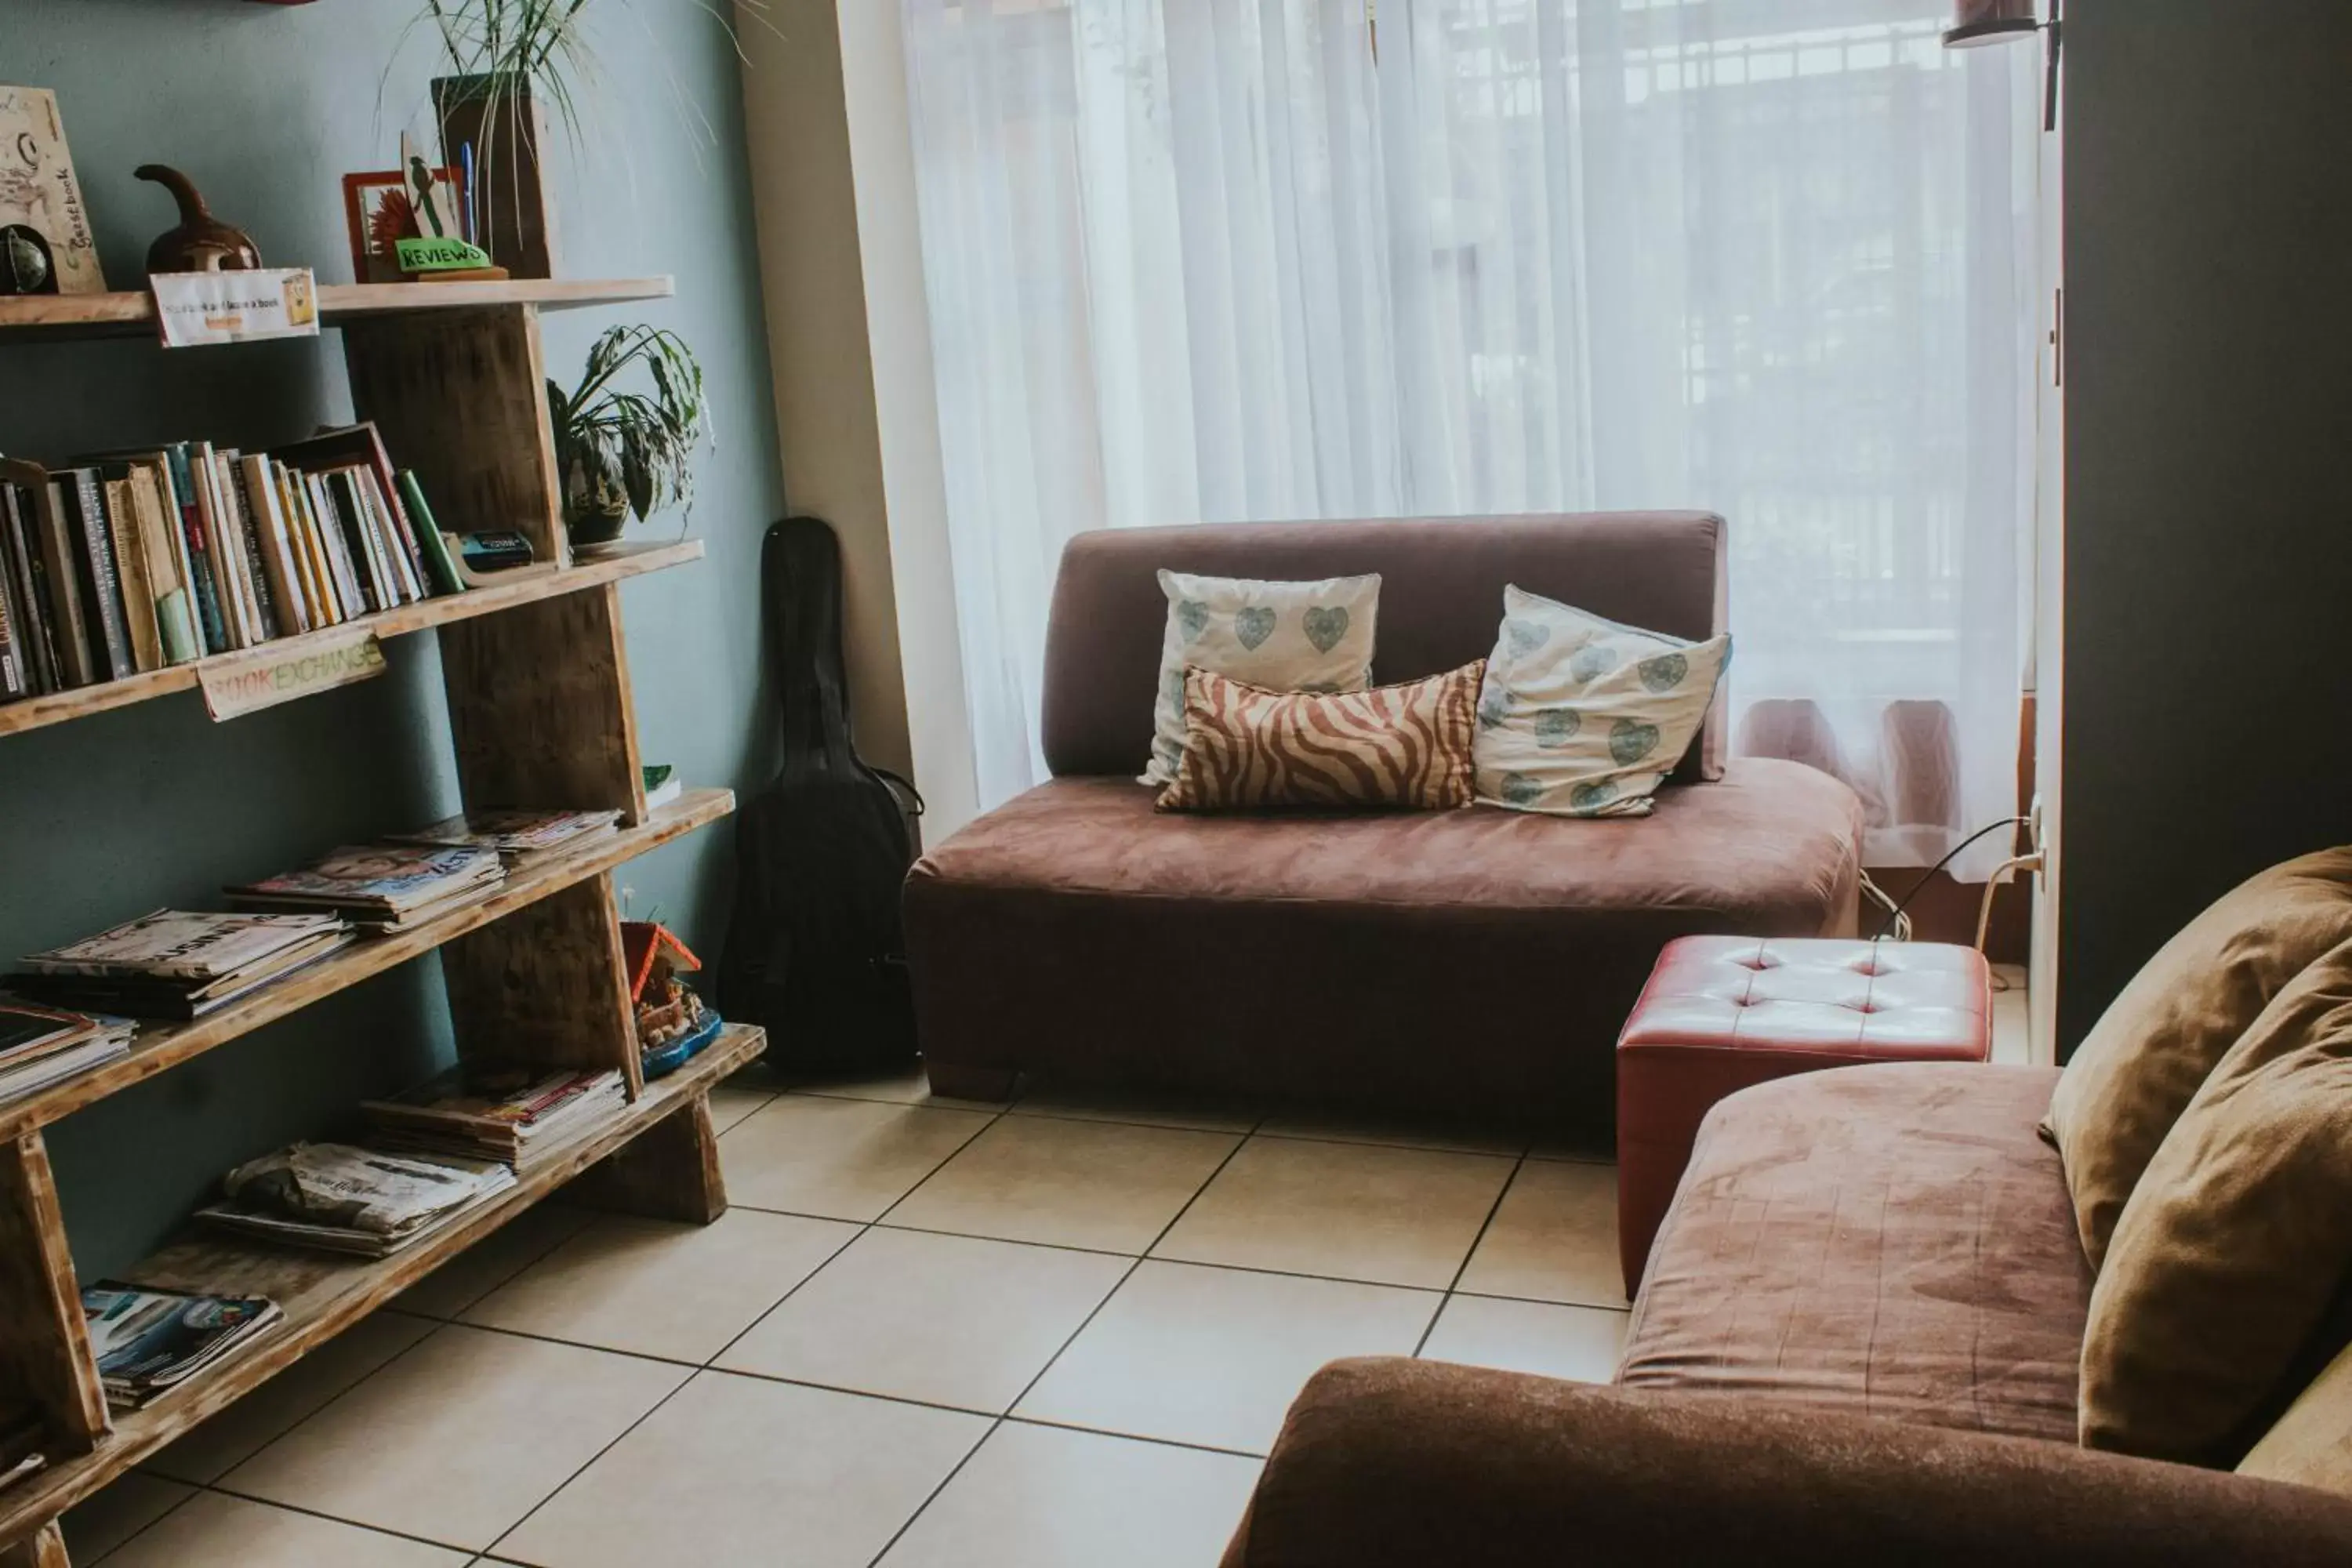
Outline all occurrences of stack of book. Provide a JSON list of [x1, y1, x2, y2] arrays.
[[0, 423, 463, 704], [82, 1282, 283, 1410], [387, 808, 623, 861], [362, 1063, 628, 1172], [227, 844, 505, 931], [10, 910, 354, 1021], [0, 1000, 134, 1105], [195, 1141, 517, 1258]]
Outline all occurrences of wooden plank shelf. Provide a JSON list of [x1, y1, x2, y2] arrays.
[[0, 1022, 766, 1547], [0, 540, 702, 739], [0, 787, 735, 1144], [0, 277, 674, 344]]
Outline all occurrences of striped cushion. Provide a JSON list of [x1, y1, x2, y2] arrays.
[[1156, 662, 1484, 812]]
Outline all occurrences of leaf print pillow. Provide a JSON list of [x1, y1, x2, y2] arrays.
[[1473, 584, 1730, 818], [1140, 570, 1382, 786]]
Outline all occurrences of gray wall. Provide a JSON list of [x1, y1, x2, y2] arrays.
[[2056, 2, 2352, 1047], [0, 0, 783, 1273]]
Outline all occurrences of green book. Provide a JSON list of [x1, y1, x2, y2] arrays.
[[396, 471, 466, 597]]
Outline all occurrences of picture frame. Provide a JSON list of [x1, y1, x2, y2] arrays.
[[340, 166, 461, 285]]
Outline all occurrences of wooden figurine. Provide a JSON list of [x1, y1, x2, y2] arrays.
[[134, 165, 262, 273]]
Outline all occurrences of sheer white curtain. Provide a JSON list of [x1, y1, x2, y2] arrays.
[[901, 0, 2039, 875]]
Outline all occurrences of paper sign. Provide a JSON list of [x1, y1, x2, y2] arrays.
[[198, 630, 386, 720], [395, 235, 493, 273], [151, 267, 321, 349]]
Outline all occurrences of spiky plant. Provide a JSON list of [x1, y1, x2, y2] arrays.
[[546, 325, 711, 542]]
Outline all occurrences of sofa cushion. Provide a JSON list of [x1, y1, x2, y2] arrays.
[[2045, 847, 2352, 1272], [1159, 662, 1482, 813], [1618, 1062, 2089, 1443], [2241, 1338, 2352, 1497], [904, 757, 1860, 1123], [2081, 938, 2352, 1466]]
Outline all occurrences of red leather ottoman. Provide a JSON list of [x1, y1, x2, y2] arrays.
[[1616, 935, 1993, 1295]]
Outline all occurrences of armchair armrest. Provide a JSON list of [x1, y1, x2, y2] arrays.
[[1220, 1359, 2352, 1568]]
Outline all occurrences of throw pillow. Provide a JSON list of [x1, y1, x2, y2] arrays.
[[1141, 569, 1381, 787], [1472, 584, 1729, 818], [1156, 662, 1483, 813], [2079, 937, 2352, 1465], [2240, 1338, 2352, 1497], [2045, 848, 2352, 1271]]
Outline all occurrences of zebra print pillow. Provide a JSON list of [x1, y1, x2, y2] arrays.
[[1156, 662, 1484, 812]]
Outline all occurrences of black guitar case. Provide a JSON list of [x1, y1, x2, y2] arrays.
[[717, 517, 924, 1074]]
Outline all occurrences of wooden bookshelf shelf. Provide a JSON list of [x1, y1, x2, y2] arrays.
[[0, 270, 748, 1566], [0, 540, 703, 739], [0, 276, 675, 343], [0, 1023, 764, 1548], [0, 787, 735, 1144]]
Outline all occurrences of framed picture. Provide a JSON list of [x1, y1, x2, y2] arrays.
[[341, 166, 461, 284], [0, 85, 105, 295]]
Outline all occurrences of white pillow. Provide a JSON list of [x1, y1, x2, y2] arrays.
[[1141, 569, 1381, 786], [1473, 584, 1730, 817]]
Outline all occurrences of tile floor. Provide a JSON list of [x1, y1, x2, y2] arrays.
[[65, 966, 2032, 1566]]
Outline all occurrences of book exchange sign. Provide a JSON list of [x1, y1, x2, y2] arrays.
[[198, 627, 386, 720]]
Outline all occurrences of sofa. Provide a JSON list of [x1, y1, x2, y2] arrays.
[[902, 514, 1864, 1123], [1219, 1062, 2352, 1565]]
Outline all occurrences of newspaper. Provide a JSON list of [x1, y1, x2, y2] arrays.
[[210, 1142, 515, 1237]]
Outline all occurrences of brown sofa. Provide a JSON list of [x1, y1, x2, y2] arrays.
[[1222, 1062, 2352, 1565], [903, 514, 1864, 1122]]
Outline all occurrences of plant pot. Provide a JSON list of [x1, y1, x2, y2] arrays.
[[565, 503, 630, 550], [433, 73, 559, 280]]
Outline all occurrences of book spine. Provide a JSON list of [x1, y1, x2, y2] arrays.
[[67, 470, 136, 681], [103, 477, 164, 673], [0, 516, 24, 699], [355, 469, 423, 604], [190, 445, 251, 649], [4, 485, 62, 693], [164, 445, 230, 655], [370, 452, 434, 596], [323, 472, 385, 612], [239, 456, 309, 636], [34, 481, 96, 688], [128, 466, 199, 666], [397, 471, 466, 597], [306, 474, 364, 617], [271, 463, 328, 627], [222, 455, 281, 641]]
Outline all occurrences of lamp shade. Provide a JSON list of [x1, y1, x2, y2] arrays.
[[1944, 0, 2038, 47]]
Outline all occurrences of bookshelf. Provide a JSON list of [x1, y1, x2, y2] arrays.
[[0, 276, 760, 1567]]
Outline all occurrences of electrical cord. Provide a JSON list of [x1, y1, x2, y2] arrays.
[[1871, 816, 2032, 942]]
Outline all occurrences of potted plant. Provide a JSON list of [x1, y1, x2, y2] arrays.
[[546, 324, 710, 550]]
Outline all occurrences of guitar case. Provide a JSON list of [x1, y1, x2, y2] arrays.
[[717, 517, 924, 1074]]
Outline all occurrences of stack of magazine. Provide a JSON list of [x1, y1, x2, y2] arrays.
[[362, 1064, 628, 1172], [387, 809, 622, 862], [227, 844, 505, 931], [197, 1142, 516, 1258], [9, 911, 353, 1020], [0, 1000, 134, 1104], [82, 1281, 282, 1410]]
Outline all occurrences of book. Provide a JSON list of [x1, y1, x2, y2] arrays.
[[0, 87, 105, 296], [0, 518, 24, 700], [386, 808, 622, 858], [362, 1064, 626, 1169], [351, 466, 423, 604], [0, 1007, 132, 1105], [1, 485, 59, 693], [397, 470, 466, 596], [272, 461, 333, 626], [296, 470, 358, 619], [0, 1000, 97, 1063], [162, 445, 230, 654], [5, 467, 94, 688], [196, 1142, 516, 1257], [239, 454, 310, 635], [190, 443, 251, 648], [275, 425, 434, 597], [50, 472, 129, 682], [102, 476, 163, 673], [123, 463, 200, 665], [82, 1283, 281, 1409], [219, 449, 281, 640], [227, 844, 505, 928], [325, 469, 391, 610]]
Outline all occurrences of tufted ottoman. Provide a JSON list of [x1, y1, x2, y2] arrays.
[[1615, 935, 1992, 1295]]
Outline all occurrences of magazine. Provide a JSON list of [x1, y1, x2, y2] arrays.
[[0, 1000, 98, 1063], [386, 809, 622, 858], [361, 1064, 626, 1167], [0, 1019, 132, 1105], [20, 910, 347, 982], [227, 844, 504, 926], [197, 1142, 516, 1257], [82, 1282, 281, 1409]]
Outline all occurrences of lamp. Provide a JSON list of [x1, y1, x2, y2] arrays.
[[1944, 0, 2062, 130]]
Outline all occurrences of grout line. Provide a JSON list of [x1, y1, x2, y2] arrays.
[[1413, 1153, 1526, 1358], [70, 1474, 205, 1567], [857, 1116, 1257, 1568], [185, 1480, 498, 1559], [996, 1413, 1269, 1461]]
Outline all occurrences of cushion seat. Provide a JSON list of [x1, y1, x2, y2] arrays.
[[904, 758, 1861, 1125], [1618, 1062, 2091, 1444]]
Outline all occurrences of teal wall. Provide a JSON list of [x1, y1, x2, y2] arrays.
[[0, 1, 784, 1275]]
